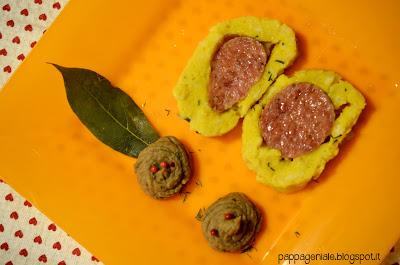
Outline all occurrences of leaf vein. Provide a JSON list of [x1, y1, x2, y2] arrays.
[[84, 88, 150, 146]]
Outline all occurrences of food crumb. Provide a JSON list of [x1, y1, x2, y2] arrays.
[[195, 179, 203, 187], [181, 191, 191, 203], [195, 208, 205, 221]]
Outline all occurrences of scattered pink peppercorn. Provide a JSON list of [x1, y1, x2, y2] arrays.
[[160, 161, 169, 168], [224, 212, 235, 220], [162, 170, 169, 177], [150, 165, 158, 173], [210, 229, 218, 237]]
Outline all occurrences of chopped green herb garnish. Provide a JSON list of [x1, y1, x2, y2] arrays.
[[275, 59, 285, 64], [195, 179, 202, 187], [295, 231, 301, 238], [332, 134, 342, 139], [195, 208, 205, 221], [267, 162, 275, 172], [197, 100, 200, 106], [181, 191, 191, 203], [245, 252, 253, 259], [268, 73, 272, 81], [164, 109, 170, 116]]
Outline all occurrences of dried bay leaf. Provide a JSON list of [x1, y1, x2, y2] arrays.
[[53, 65, 159, 158]]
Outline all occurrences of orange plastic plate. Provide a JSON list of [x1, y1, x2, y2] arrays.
[[0, 0, 399, 264]]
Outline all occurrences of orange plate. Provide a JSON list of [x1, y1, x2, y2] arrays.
[[1, 0, 399, 264]]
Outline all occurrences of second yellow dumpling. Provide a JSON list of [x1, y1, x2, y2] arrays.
[[242, 70, 366, 192]]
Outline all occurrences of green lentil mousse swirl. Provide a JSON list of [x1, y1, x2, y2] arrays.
[[134, 136, 191, 199], [200, 192, 262, 252]]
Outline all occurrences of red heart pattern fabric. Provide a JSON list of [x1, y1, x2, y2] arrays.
[[0, 0, 68, 88], [0, 179, 102, 264]]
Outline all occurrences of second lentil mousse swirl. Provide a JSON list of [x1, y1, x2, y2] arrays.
[[200, 192, 262, 252]]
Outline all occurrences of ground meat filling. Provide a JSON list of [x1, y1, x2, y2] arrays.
[[208, 36, 268, 112], [260, 82, 335, 158]]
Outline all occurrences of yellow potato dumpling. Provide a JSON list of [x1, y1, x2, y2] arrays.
[[173, 16, 297, 136], [242, 70, 366, 191]]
